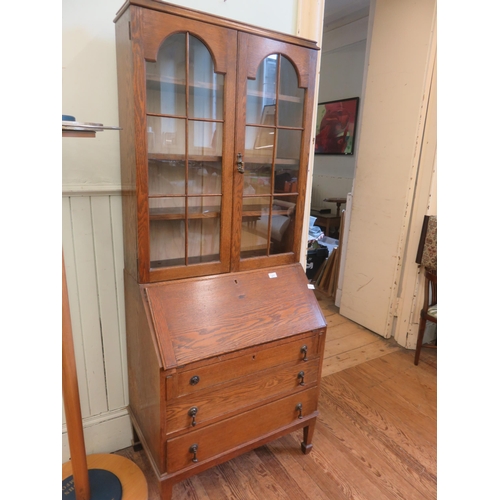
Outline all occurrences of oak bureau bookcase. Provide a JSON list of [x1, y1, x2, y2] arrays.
[[114, 1, 327, 497]]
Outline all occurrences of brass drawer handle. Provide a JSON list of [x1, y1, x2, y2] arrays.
[[296, 403, 303, 419], [190, 375, 200, 386], [300, 345, 308, 361], [297, 371, 305, 386], [188, 406, 198, 427], [189, 443, 199, 463]]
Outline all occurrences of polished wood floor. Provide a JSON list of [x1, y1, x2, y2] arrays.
[[115, 292, 437, 499]]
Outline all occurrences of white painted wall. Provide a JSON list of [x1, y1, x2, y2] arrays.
[[311, 17, 368, 210], [62, 0, 299, 191], [339, 0, 437, 339], [62, 0, 320, 462], [156, 0, 298, 34], [62, 0, 123, 190]]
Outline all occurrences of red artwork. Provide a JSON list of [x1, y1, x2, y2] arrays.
[[315, 98, 359, 155]]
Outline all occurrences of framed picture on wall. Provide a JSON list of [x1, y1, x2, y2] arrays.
[[314, 97, 359, 155]]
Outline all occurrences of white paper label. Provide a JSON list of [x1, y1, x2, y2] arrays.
[[268, 272, 278, 278]]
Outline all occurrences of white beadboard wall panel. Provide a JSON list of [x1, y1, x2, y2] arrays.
[[110, 195, 129, 401], [311, 174, 353, 209], [70, 196, 109, 416], [62, 193, 129, 433], [91, 196, 127, 410], [62, 197, 91, 419]]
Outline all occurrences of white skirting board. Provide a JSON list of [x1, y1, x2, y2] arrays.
[[62, 408, 133, 463]]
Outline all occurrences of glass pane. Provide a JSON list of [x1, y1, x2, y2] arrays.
[[246, 124, 274, 155], [276, 128, 302, 160], [251, 125, 275, 152], [272, 196, 296, 217], [147, 116, 186, 156], [240, 196, 269, 258], [269, 194, 296, 255], [239, 191, 297, 259], [146, 33, 186, 116], [246, 55, 277, 125], [242, 195, 270, 215], [245, 124, 273, 196], [149, 196, 185, 219], [150, 218, 186, 268], [188, 121, 222, 158], [187, 160, 222, 196], [243, 163, 272, 197], [149, 159, 185, 196], [274, 165, 299, 194], [278, 57, 304, 128], [187, 195, 221, 216], [187, 196, 221, 264], [189, 35, 223, 120], [241, 198, 269, 258]]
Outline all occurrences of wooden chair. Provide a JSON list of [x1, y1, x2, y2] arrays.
[[414, 215, 437, 365]]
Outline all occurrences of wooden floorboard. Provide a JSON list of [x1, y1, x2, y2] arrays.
[[114, 294, 437, 499]]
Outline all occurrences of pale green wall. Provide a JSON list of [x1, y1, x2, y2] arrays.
[[62, 0, 298, 190], [157, 0, 298, 34]]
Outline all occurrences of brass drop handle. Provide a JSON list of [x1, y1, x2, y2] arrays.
[[298, 371, 305, 386], [301, 345, 308, 362], [190, 375, 200, 386], [236, 152, 245, 173], [296, 403, 303, 419], [189, 443, 199, 463], [188, 406, 198, 427]]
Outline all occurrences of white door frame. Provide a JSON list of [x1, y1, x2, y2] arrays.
[[338, 0, 437, 340]]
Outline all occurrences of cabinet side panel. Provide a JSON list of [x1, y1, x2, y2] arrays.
[[124, 271, 162, 470], [115, 9, 139, 280], [293, 49, 318, 257]]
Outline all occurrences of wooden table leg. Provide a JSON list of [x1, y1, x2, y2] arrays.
[[62, 252, 91, 500], [160, 478, 174, 500], [301, 418, 316, 454]]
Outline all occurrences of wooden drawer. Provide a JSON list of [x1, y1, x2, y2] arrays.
[[169, 332, 321, 399], [165, 387, 318, 473], [165, 358, 320, 435]]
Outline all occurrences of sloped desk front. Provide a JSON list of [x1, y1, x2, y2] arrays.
[[124, 263, 327, 499]]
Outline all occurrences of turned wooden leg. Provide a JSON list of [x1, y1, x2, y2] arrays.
[[160, 478, 174, 500], [414, 313, 426, 366], [301, 418, 316, 454]]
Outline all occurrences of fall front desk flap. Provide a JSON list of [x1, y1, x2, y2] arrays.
[[142, 263, 326, 370]]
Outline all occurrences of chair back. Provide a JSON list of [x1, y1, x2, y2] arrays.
[[416, 215, 437, 271]]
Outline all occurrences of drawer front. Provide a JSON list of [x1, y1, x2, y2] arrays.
[[166, 358, 319, 435], [166, 387, 318, 473], [172, 332, 320, 398]]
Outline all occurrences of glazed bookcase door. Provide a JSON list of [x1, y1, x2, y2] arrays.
[[232, 33, 317, 272], [136, 10, 237, 282]]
